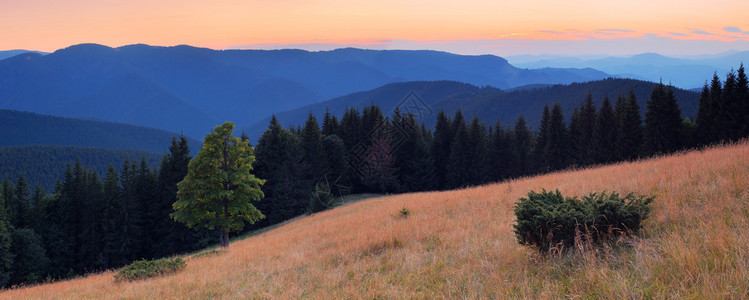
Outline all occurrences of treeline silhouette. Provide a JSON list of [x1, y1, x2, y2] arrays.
[[1, 65, 747, 288]]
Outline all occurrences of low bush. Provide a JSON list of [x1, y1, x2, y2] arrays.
[[114, 257, 186, 282], [513, 189, 653, 253]]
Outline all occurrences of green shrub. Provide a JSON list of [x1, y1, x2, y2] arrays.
[[114, 257, 186, 282], [397, 207, 410, 218], [513, 189, 653, 253]]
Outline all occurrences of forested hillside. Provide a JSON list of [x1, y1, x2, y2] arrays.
[[0, 146, 162, 191], [244, 78, 699, 140], [0, 110, 201, 153]]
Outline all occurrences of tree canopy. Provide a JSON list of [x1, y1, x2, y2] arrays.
[[172, 122, 265, 248]]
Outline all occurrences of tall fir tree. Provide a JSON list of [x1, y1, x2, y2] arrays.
[[533, 105, 551, 172], [432, 110, 453, 190], [737, 64, 749, 139], [542, 104, 569, 171], [445, 111, 470, 189], [301, 113, 326, 184], [645, 82, 683, 155], [513, 115, 533, 178], [321, 107, 340, 137], [593, 96, 617, 164], [466, 116, 489, 185], [0, 190, 12, 287], [614, 90, 644, 161], [254, 116, 311, 226], [573, 92, 597, 166]]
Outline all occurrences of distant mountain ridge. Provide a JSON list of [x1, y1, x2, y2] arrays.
[[0, 109, 201, 154], [508, 51, 749, 89], [244, 78, 699, 140], [0, 43, 610, 138]]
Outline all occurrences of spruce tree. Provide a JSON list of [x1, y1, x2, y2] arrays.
[[614, 90, 644, 161], [533, 105, 551, 172], [696, 83, 716, 145], [513, 115, 532, 177], [645, 82, 683, 155], [466, 116, 489, 185], [301, 113, 326, 184], [9, 228, 49, 285], [575, 92, 596, 166], [432, 110, 453, 190], [737, 64, 749, 139], [445, 112, 470, 189], [101, 166, 125, 268], [254, 116, 311, 225], [0, 191, 12, 287], [593, 96, 617, 164], [321, 107, 340, 137], [544, 103, 569, 171]]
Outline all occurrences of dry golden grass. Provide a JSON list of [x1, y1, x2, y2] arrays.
[[3, 141, 748, 299]]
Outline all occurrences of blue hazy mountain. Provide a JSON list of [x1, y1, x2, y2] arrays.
[[508, 51, 749, 89], [0, 43, 611, 138], [0, 109, 201, 154], [0, 50, 47, 60], [244, 78, 699, 141]]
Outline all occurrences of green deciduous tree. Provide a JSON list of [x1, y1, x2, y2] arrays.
[[172, 122, 265, 248]]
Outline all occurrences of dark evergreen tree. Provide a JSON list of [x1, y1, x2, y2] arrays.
[[615, 89, 644, 160], [0, 191, 12, 287], [13, 175, 29, 229], [696, 79, 718, 145], [155, 136, 211, 257], [445, 112, 470, 189], [466, 116, 489, 185], [101, 166, 125, 269], [593, 96, 617, 164], [513, 115, 533, 178], [432, 110, 453, 190], [533, 105, 551, 172], [572, 92, 596, 166], [644, 82, 683, 155], [737, 64, 749, 139], [2, 179, 18, 229], [9, 228, 49, 285], [488, 121, 514, 181], [542, 104, 569, 171], [119, 160, 146, 263], [301, 113, 326, 184], [76, 169, 104, 272], [321, 108, 340, 137], [254, 116, 311, 225], [401, 126, 436, 192], [320, 134, 349, 197]]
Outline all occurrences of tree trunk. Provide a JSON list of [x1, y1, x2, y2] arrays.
[[219, 230, 229, 248]]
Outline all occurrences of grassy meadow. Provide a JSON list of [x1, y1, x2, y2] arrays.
[[2, 141, 748, 299]]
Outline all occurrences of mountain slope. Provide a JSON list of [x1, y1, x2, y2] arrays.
[[245, 78, 699, 140], [0, 145, 163, 191], [0, 43, 610, 137], [509, 51, 749, 89], [0, 110, 201, 153], [3, 141, 746, 298]]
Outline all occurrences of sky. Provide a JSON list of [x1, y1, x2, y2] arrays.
[[2, 0, 749, 56]]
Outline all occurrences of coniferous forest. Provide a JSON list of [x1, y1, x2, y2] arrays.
[[1, 65, 747, 288]]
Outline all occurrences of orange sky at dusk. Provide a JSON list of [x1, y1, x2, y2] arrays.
[[2, 0, 749, 55]]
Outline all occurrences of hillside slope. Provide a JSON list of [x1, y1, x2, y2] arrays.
[[2, 142, 747, 298], [0, 146, 163, 191], [0, 110, 201, 153]]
